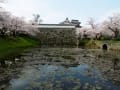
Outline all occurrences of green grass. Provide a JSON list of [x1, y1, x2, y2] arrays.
[[79, 39, 101, 49], [79, 39, 120, 49], [85, 40, 101, 49], [97, 40, 120, 50], [1, 36, 120, 60], [0, 36, 40, 59]]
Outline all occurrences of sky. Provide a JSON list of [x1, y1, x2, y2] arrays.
[[1, 0, 120, 25]]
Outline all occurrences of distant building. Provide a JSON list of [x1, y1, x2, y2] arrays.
[[32, 17, 81, 29], [34, 24, 75, 29], [60, 18, 81, 28], [32, 18, 81, 46], [71, 20, 81, 28], [60, 18, 72, 25]]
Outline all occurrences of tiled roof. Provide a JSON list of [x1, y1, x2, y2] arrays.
[[38, 24, 75, 26], [33, 24, 75, 29]]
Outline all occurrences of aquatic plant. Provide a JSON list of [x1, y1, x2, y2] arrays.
[[86, 40, 100, 49], [112, 58, 119, 70]]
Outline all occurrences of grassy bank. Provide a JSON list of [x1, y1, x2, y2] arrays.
[[79, 39, 120, 50], [1, 36, 120, 59], [0, 36, 40, 59]]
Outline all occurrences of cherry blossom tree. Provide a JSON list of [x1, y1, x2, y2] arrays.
[[102, 13, 120, 39], [87, 17, 97, 30]]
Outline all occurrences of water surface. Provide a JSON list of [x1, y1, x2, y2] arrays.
[[0, 48, 120, 90]]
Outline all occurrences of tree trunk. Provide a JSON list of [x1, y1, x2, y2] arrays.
[[108, 27, 119, 38]]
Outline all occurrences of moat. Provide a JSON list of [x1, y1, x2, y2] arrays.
[[0, 48, 120, 90]]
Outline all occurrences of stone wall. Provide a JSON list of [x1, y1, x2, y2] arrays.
[[37, 28, 77, 46]]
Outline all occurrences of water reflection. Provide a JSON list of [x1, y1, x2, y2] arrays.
[[5, 64, 119, 90], [0, 48, 120, 90]]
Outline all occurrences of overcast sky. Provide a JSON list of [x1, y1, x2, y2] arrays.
[[1, 0, 120, 25]]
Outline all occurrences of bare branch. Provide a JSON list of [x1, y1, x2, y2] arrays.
[[87, 17, 96, 29]]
